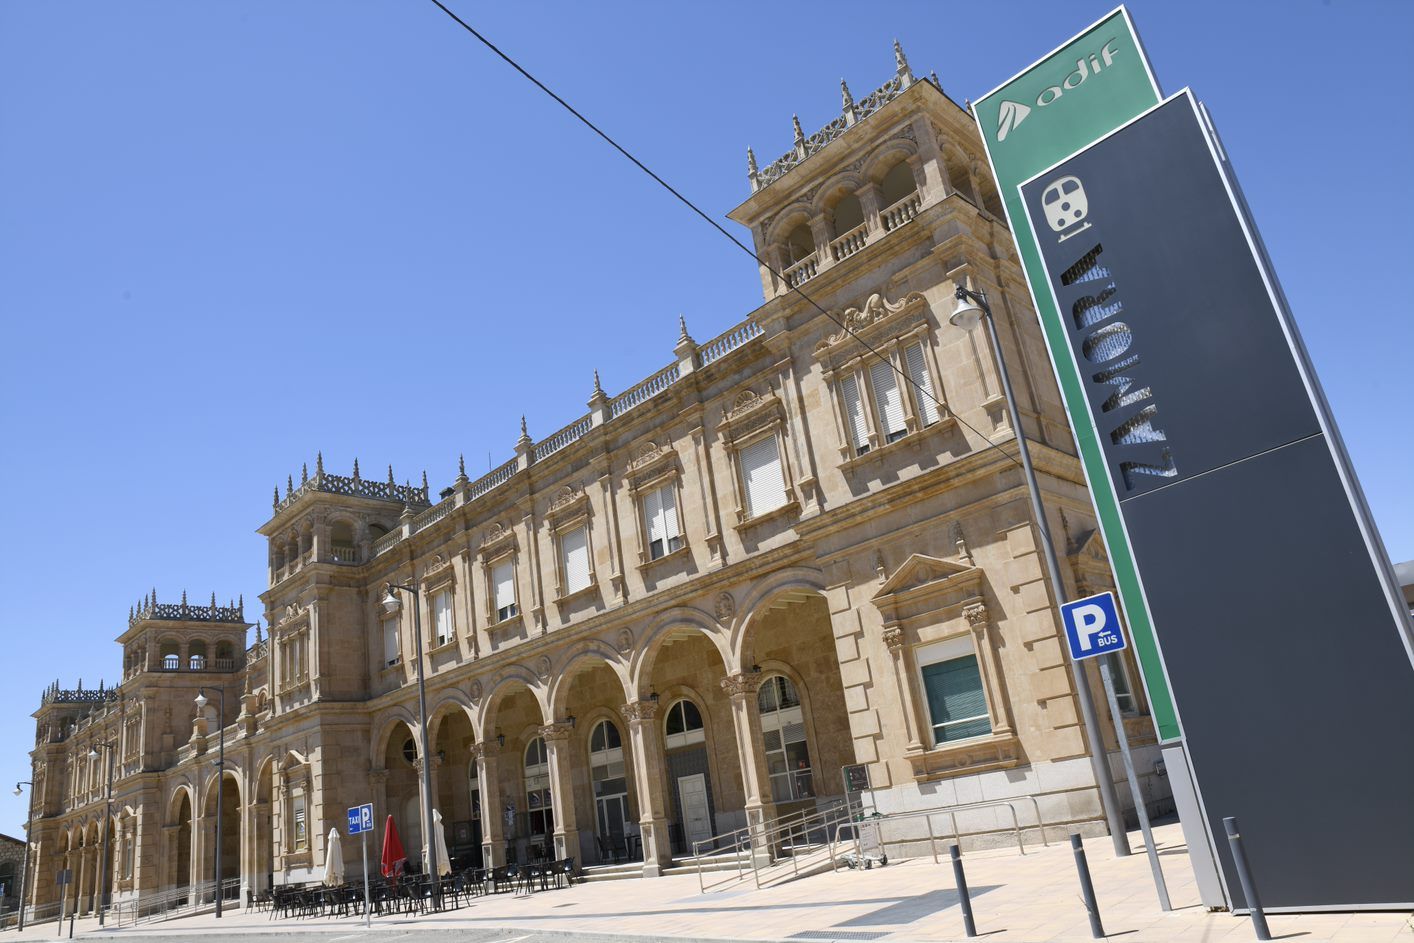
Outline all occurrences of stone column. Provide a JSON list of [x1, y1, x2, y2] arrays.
[[721, 672, 776, 867], [965, 603, 1014, 736], [473, 743, 506, 868], [883, 625, 926, 753], [622, 700, 671, 877], [540, 722, 579, 861]]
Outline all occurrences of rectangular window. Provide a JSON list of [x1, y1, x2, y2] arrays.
[[561, 525, 591, 594], [869, 359, 908, 442], [920, 638, 992, 745], [432, 590, 454, 647], [839, 373, 870, 455], [903, 341, 941, 426], [492, 559, 517, 622], [383, 616, 400, 667], [739, 434, 787, 518], [293, 793, 307, 849], [1104, 653, 1137, 714], [643, 482, 683, 560]]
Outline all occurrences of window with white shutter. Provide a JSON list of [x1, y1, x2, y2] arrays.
[[839, 373, 870, 455], [561, 525, 591, 594], [903, 341, 941, 426], [492, 559, 517, 622], [643, 482, 683, 560], [740, 434, 787, 517], [432, 590, 454, 647], [382, 616, 400, 667], [869, 359, 907, 442]]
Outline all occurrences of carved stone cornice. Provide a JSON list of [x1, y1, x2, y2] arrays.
[[720, 672, 766, 699], [620, 700, 659, 723], [538, 722, 574, 743]]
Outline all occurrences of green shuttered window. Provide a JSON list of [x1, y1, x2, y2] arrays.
[[921, 653, 991, 744]]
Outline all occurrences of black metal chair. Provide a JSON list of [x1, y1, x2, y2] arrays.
[[552, 857, 577, 888]]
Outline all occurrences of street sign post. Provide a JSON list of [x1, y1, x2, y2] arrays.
[[1061, 592, 1169, 910], [347, 803, 374, 927]]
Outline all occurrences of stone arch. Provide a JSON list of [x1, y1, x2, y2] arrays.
[[763, 202, 814, 248], [864, 140, 921, 185], [629, 606, 730, 698], [474, 669, 547, 741], [812, 171, 867, 215], [427, 692, 476, 746], [166, 782, 196, 826], [730, 567, 828, 668], [199, 764, 244, 813], [370, 705, 422, 762], [547, 640, 632, 718]]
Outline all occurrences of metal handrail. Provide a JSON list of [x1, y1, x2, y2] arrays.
[[695, 797, 861, 893], [832, 796, 1048, 865]]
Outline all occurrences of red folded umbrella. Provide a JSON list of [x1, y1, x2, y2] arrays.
[[380, 814, 407, 879]]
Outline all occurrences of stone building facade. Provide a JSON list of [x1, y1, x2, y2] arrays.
[[21, 46, 1168, 915]]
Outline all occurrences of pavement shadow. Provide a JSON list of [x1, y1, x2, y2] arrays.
[[832, 885, 1002, 927]]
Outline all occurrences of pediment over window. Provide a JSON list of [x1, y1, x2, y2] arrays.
[[873, 553, 978, 600]]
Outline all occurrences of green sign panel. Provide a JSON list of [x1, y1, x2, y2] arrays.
[[973, 8, 1180, 741]]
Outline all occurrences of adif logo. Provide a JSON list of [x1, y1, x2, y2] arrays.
[[995, 39, 1122, 143]]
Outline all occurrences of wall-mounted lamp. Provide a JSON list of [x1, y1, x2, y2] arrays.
[[566, 714, 576, 729], [751, 664, 762, 674], [648, 691, 659, 704], [496, 732, 506, 748]]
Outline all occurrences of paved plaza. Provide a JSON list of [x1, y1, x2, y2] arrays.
[[9, 822, 1411, 943]]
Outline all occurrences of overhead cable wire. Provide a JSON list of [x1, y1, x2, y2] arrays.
[[424, 0, 1025, 471]]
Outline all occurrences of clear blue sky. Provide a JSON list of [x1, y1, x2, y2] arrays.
[[2, 1, 1409, 835]]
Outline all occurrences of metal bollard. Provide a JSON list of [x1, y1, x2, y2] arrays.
[[1222, 817, 1271, 941], [949, 844, 977, 938], [1070, 834, 1105, 939]]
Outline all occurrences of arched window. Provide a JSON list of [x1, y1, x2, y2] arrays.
[[830, 193, 864, 238], [402, 738, 417, 766], [879, 161, 919, 208], [188, 640, 208, 671], [524, 737, 553, 846], [215, 641, 234, 669], [758, 675, 813, 802], [331, 521, 356, 563], [160, 640, 180, 671], [589, 721, 629, 847], [663, 699, 705, 750], [784, 224, 815, 264]]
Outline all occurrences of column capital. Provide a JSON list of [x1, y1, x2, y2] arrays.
[[368, 767, 388, 786], [882, 625, 906, 652], [539, 722, 574, 743], [470, 741, 500, 760], [720, 672, 766, 700], [620, 700, 659, 723], [964, 602, 989, 635]]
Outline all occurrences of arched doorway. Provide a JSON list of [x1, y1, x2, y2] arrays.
[[171, 790, 192, 894], [589, 720, 631, 862], [202, 772, 240, 900], [381, 721, 423, 868], [479, 683, 546, 865], [433, 707, 480, 869], [553, 654, 636, 865]]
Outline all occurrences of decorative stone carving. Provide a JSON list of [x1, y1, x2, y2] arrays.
[[539, 722, 573, 742], [950, 521, 973, 565], [469, 679, 483, 703], [630, 441, 663, 471], [818, 291, 927, 349], [535, 656, 551, 683], [470, 741, 498, 760], [481, 522, 509, 547], [720, 672, 766, 699], [548, 484, 584, 513], [964, 603, 989, 635], [615, 629, 634, 656], [882, 626, 905, 652], [727, 389, 761, 419], [714, 592, 736, 623], [620, 700, 659, 723]]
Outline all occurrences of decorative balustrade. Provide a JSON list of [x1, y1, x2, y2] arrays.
[[610, 363, 682, 419], [247, 639, 269, 660], [370, 528, 403, 557], [273, 469, 431, 516], [783, 255, 818, 288], [330, 541, 358, 563], [697, 317, 763, 367], [533, 415, 593, 462], [753, 62, 911, 192], [829, 222, 870, 261], [880, 192, 922, 231], [468, 457, 518, 501], [411, 498, 454, 536]]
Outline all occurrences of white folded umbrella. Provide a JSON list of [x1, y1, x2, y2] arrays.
[[323, 827, 345, 885]]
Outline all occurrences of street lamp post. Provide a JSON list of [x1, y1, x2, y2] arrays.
[[13, 780, 33, 932], [193, 688, 226, 917], [85, 741, 117, 925], [382, 578, 441, 911], [950, 284, 1129, 857]]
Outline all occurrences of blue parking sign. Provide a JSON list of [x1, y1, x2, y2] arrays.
[[347, 802, 373, 835], [1060, 592, 1127, 661]]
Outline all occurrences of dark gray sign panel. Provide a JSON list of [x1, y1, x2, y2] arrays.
[[1020, 92, 1414, 911]]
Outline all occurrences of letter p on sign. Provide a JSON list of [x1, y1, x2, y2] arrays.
[[1060, 591, 1127, 661]]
